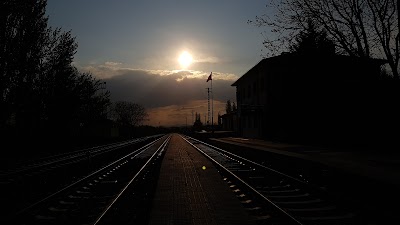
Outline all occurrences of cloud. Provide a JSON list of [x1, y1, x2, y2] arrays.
[[104, 61, 122, 67], [79, 63, 238, 126], [194, 56, 220, 64]]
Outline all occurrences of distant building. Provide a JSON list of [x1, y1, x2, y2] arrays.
[[192, 112, 204, 132], [231, 53, 396, 146], [218, 111, 238, 132]]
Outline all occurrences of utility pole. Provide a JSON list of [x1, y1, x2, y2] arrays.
[[211, 75, 213, 130], [206, 71, 214, 131], [206, 87, 210, 125]]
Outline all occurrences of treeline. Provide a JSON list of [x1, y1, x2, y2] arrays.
[[0, 0, 167, 152], [0, 0, 110, 146]]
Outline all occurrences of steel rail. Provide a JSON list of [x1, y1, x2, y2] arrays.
[[180, 134, 304, 225], [92, 134, 171, 225], [12, 135, 165, 219], [1, 134, 162, 177], [182, 134, 309, 185]]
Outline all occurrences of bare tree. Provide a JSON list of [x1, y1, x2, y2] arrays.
[[366, 0, 400, 78], [226, 100, 232, 114], [112, 101, 148, 127], [250, 0, 399, 78]]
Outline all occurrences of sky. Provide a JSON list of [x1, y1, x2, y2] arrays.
[[46, 0, 272, 127]]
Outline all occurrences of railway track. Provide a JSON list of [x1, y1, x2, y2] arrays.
[[1, 134, 162, 178], [2, 134, 162, 217], [181, 134, 360, 225], [5, 134, 170, 225]]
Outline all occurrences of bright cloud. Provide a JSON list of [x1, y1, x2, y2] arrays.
[[78, 62, 238, 126], [194, 56, 220, 63], [80, 62, 238, 82]]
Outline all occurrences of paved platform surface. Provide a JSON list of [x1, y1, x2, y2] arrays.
[[211, 137, 400, 187], [149, 134, 255, 225]]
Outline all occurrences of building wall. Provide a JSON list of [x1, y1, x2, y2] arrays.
[[234, 54, 391, 144], [219, 112, 238, 132]]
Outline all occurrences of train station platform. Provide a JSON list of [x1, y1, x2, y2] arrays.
[[210, 137, 400, 187], [148, 134, 256, 225]]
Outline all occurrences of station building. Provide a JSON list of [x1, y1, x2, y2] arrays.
[[231, 52, 397, 146]]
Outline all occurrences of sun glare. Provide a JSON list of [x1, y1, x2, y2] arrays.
[[178, 51, 193, 69]]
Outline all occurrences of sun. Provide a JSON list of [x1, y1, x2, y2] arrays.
[[178, 51, 193, 69]]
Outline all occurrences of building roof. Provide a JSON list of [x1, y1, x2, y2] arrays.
[[231, 53, 387, 86]]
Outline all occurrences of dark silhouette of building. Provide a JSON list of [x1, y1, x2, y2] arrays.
[[192, 112, 204, 131], [232, 53, 398, 147], [218, 111, 238, 132]]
